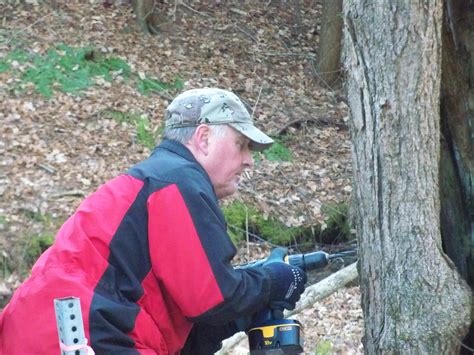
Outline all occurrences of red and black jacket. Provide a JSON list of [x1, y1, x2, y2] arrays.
[[0, 139, 272, 354]]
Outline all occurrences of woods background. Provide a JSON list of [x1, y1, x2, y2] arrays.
[[1, 0, 473, 354]]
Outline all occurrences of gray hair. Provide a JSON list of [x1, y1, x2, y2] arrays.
[[162, 124, 227, 145]]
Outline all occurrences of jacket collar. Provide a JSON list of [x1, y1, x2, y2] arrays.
[[155, 139, 213, 181], [155, 139, 217, 196], [154, 139, 197, 163]]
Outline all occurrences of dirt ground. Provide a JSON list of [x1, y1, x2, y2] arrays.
[[0, 1, 363, 353]]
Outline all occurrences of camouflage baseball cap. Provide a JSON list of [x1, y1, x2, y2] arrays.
[[165, 88, 274, 151]]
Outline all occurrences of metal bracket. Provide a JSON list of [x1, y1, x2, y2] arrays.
[[54, 297, 88, 355]]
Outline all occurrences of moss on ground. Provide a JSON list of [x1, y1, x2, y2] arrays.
[[223, 201, 351, 248]]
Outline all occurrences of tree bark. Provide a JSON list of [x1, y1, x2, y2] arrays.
[[343, 1, 471, 353]]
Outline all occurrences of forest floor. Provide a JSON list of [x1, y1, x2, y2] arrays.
[[0, 1, 363, 353]]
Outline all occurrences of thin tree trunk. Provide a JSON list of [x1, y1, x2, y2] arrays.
[[132, 0, 160, 35], [343, 1, 471, 353], [316, 0, 343, 87]]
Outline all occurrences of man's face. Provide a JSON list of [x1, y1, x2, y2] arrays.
[[206, 125, 253, 199]]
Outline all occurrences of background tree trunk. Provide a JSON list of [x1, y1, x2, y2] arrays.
[[316, 0, 343, 87], [132, 0, 160, 35], [440, 1, 474, 351], [439, 0, 474, 283], [343, 1, 471, 353]]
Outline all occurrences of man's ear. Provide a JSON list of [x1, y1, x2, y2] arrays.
[[192, 124, 211, 155]]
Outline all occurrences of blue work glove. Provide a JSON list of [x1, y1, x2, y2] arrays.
[[262, 247, 307, 312]]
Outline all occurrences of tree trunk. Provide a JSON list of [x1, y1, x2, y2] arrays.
[[440, 0, 474, 283], [132, 0, 160, 35], [316, 0, 343, 87], [440, 1, 474, 351], [343, 1, 471, 353]]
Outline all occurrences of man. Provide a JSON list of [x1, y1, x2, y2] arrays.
[[0, 88, 307, 354]]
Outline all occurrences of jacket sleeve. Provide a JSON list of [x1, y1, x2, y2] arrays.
[[147, 179, 272, 325], [180, 321, 239, 355]]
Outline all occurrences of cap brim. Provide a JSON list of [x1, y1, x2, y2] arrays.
[[229, 122, 274, 151]]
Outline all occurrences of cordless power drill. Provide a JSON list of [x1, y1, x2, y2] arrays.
[[239, 249, 356, 354]]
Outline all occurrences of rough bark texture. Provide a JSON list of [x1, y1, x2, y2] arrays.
[[343, 1, 471, 353], [316, 0, 343, 87]]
